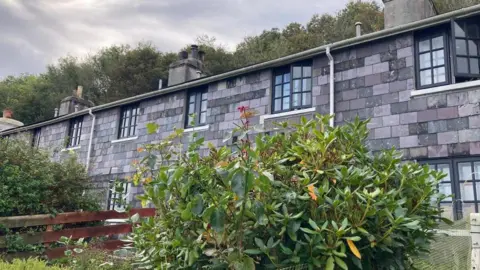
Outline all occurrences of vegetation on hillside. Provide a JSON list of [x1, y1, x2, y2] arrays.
[[1, 0, 479, 125]]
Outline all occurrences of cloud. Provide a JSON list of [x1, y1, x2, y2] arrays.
[[0, 0, 371, 77]]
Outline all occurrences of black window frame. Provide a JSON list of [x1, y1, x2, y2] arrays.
[[414, 27, 451, 90], [67, 117, 83, 148], [451, 17, 480, 79], [419, 157, 480, 221], [272, 60, 313, 114], [107, 179, 129, 211], [185, 89, 207, 128], [32, 128, 41, 147], [118, 104, 139, 139]]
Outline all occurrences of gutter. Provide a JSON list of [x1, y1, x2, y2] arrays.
[[85, 109, 95, 173], [326, 47, 334, 127], [2, 4, 480, 136]]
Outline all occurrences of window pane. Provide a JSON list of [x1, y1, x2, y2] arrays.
[[283, 83, 291, 96], [462, 203, 476, 219], [454, 21, 466, 37], [439, 183, 452, 202], [419, 53, 431, 69], [200, 112, 206, 124], [201, 92, 207, 101], [275, 75, 283, 85], [467, 23, 479, 38], [283, 97, 290, 110], [302, 93, 312, 106], [201, 100, 207, 112], [293, 67, 302, 79], [302, 78, 312, 91], [189, 103, 195, 114], [459, 162, 473, 180], [432, 50, 444, 66], [275, 85, 282, 98], [475, 162, 480, 179], [419, 40, 430, 52], [440, 204, 455, 221], [471, 58, 480, 74], [457, 57, 469, 73], [274, 99, 282, 111], [284, 73, 291, 83], [189, 94, 195, 103], [433, 67, 446, 84], [438, 164, 451, 182], [188, 115, 194, 125], [292, 93, 301, 107], [293, 79, 301, 93], [303, 66, 312, 77], [420, 70, 432, 86], [432, 36, 444, 49], [456, 39, 467, 55], [460, 182, 475, 200], [469, 40, 478, 56]]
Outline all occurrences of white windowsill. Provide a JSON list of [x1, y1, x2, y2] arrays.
[[411, 80, 480, 97], [111, 136, 138, 144], [184, 125, 210, 133], [61, 146, 81, 152], [260, 107, 316, 125]]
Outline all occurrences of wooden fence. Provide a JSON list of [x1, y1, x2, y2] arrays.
[[0, 208, 155, 259]]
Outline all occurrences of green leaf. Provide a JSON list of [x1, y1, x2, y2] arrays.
[[440, 217, 454, 225], [262, 171, 274, 182], [326, 256, 334, 270], [344, 236, 361, 241], [192, 196, 204, 216], [403, 220, 420, 229], [210, 208, 226, 232], [64, 250, 72, 256], [73, 248, 83, 254], [254, 238, 266, 250], [147, 155, 157, 169], [130, 213, 140, 223], [146, 122, 159, 134], [280, 243, 293, 255], [244, 249, 263, 255], [308, 219, 320, 231], [300, 227, 318, 234], [231, 170, 246, 198], [334, 256, 348, 270]]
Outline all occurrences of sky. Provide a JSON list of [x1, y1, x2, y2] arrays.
[[0, 0, 381, 78]]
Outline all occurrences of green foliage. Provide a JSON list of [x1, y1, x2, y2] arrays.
[[0, 258, 66, 270], [433, 0, 480, 13], [130, 113, 447, 269], [0, 138, 100, 217]]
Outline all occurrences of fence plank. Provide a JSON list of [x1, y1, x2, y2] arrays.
[[0, 208, 155, 228], [0, 224, 133, 248], [45, 240, 127, 259]]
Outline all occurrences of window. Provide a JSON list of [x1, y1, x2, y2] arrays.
[[273, 61, 312, 113], [32, 128, 41, 147], [119, 104, 139, 139], [67, 117, 83, 148], [186, 89, 207, 127], [421, 157, 480, 221], [415, 30, 450, 88], [107, 180, 129, 211], [227, 78, 236, 88], [452, 17, 480, 78], [415, 16, 480, 89]]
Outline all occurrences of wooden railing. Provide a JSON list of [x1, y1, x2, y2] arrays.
[[0, 208, 155, 259]]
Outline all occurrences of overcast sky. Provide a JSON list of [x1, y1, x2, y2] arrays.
[[0, 0, 382, 78]]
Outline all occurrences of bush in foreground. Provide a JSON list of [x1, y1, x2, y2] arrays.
[[0, 258, 65, 270], [130, 112, 447, 269]]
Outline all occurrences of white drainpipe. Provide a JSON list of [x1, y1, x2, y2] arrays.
[[86, 108, 96, 173], [326, 47, 335, 127]]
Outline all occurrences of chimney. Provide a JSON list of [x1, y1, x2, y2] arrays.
[[58, 85, 94, 116], [382, 0, 437, 29], [168, 44, 205, 86], [355, 22, 362, 37], [0, 109, 23, 132]]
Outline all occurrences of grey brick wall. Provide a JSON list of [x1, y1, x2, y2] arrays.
[[11, 32, 480, 208]]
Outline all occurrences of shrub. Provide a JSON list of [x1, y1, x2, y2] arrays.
[[0, 258, 66, 269], [130, 112, 447, 269], [0, 138, 100, 217]]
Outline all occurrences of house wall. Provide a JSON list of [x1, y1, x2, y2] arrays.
[[10, 31, 480, 208]]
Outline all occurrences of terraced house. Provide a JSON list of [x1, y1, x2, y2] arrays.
[[2, 0, 480, 221]]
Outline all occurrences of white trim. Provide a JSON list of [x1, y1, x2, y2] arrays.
[[411, 80, 480, 97], [260, 107, 316, 125], [111, 136, 138, 144], [61, 146, 81, 152], [183, 124, 210, 133]]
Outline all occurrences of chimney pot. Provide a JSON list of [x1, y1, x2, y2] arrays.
[[54, 108, 59, 117], [198, 50, 205, 62], [158, 79, 163, 90], [77, 86, 83, 98], [178, 51, 188, 60], [355, 22, 362, 37], [190, 44, 199, 59], [3, 109, 12, 119]]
